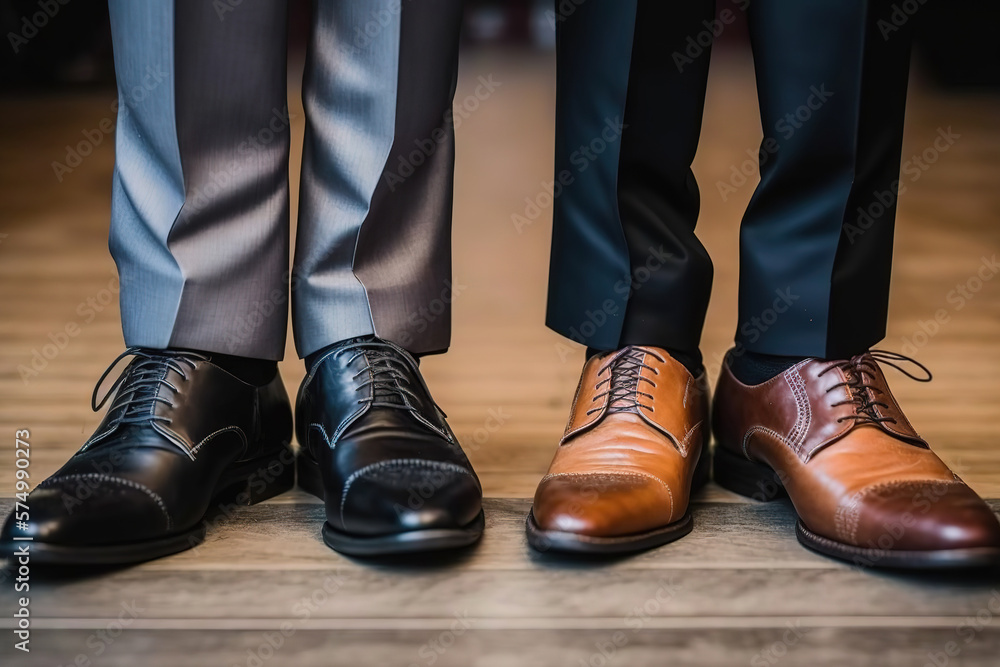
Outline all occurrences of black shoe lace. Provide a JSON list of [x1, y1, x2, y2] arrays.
[[91, 347, 208, 425], [334, 340, 423, 409], [817, 349, 932, 426], [587, 346, 663, 416]]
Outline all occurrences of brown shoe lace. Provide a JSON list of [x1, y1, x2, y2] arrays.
[[587, 347, 664, 416], [817, 350, 932, 426]]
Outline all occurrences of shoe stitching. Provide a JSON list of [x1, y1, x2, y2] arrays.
[[859, 478, 965, 498], [562, 364, 596, 440], [82, 413, 123, 451], [784, 368, 812, 455], [339, 459, 472, 526], [299, 349, 370, 446], [309, 422, 333, 449], [676, 420, 703, 458], [742, 425, 787, 461], [539, 470, 675, 521], [189, 426, 247, 458], [150, 422, 199, 461], [877, 380, 925, 443], [834, 491, 864, 544], [727, 357, 813, 389], [408, 409, 455, 445], [835, 479, 965, 544], [39, 472, 172, 530]]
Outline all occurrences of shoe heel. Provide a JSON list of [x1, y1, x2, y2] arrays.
[[215, 446, 296, 506], [295, 452, 326, 501], [712, 443, 788, 502]]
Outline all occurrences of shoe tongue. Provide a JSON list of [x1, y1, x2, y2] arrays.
[[604, 349, 645, 415]]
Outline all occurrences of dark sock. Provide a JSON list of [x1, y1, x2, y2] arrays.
[[727, 350, 805, 385], [203, 351, 277, 386], [586, 346, 703, 377]]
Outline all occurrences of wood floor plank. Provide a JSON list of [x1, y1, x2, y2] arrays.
[[4, 627, 1000, 667], [3, 499, 998, 623], [8, 567, 999, 621], [4, 498, 996, 574]]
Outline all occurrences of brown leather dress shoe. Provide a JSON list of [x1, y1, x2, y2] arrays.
[[527, 346, 709, 554], [713, 349, 1000, 569]]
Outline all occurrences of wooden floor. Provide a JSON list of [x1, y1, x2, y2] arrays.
[[2, 48, 1000, 665]]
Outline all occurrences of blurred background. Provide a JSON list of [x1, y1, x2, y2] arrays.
[[3, 3, 1000, 665], [2, 0, 999, 495], [4, 0, 1000, 89]]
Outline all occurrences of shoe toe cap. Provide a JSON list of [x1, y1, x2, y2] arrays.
[[338, 460, 482, 536], [532, 472, 676, 537], [851, 481, 1000, 552], [2, 475, 173, 548]]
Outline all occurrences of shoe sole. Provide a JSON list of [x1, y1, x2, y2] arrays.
[[4, 447, 295, 566], [712, 444, 1000, 570], [524, 448, 710, 555], [296, 454, 484, 557], [525, 508, 694, 555]]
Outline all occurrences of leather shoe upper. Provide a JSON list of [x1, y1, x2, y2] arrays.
[[1, 348, 293, 548], [532, 346, 709, 537], [713, 350, 1000, 552], [296, 338, 482, 536]]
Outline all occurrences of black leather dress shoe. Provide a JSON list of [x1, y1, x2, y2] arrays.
[[0, 348, 294, 565], [296, 337, 484, 556]]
